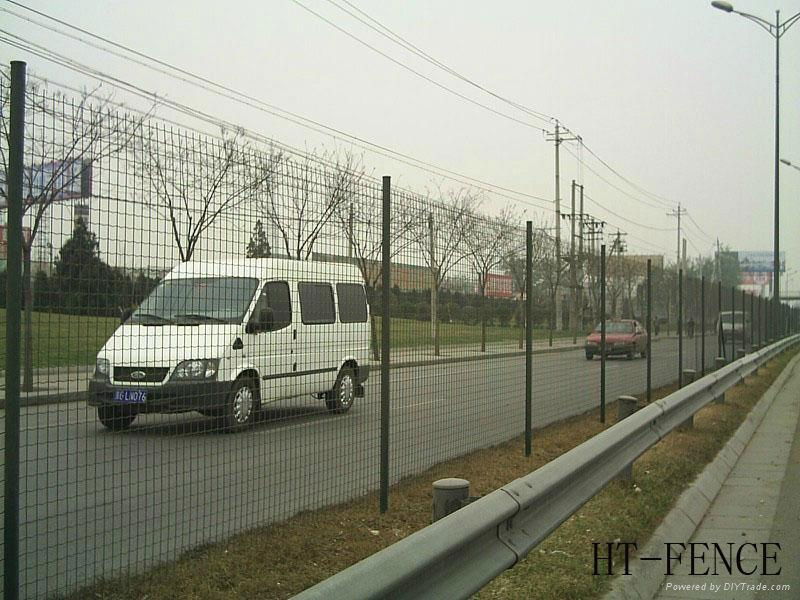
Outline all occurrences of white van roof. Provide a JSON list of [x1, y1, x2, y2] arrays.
[[165, 257, 364, 283]]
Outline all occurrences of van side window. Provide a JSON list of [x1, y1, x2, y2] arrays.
[[249, 281, 291, 331], [298, 282, 335, 324], [336, 283, 368, 323]]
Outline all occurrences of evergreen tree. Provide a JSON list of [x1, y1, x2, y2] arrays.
[[246, 219, 271, 258], [52, 219, 116, 315]]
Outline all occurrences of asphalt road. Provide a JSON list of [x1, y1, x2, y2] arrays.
[[3, 335, 721, 599]]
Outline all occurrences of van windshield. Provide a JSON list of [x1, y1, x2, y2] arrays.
[[131, 277, 259, 325]]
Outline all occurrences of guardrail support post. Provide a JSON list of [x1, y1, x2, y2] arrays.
[[679, 369, 696, 429], [616, 396, 639, 481], [432, 478, 470, 522]]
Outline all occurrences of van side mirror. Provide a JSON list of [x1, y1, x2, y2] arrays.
[[120, 307, 133, 324]]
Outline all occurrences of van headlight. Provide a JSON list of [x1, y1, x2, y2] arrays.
[[94, 358, 110, 380], [171, 359, 219, 381]]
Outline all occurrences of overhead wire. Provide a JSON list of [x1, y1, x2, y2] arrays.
[[685, 211, 715, 244], [563, 144, 670, 212], [0, 30, 556, 213], [583, 192, 673, 233], [4, 0, 697, 240], [322, 0, 554, 124]]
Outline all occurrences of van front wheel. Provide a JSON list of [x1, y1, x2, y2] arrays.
[[222, 377, 258, 430], [326, 367, 355, 414]]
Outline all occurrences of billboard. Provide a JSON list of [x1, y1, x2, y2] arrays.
[[740, 272, 772, 286], [484, 273, 513, 298], [0, 158, 92, 208], [736, 250, 785, 273]]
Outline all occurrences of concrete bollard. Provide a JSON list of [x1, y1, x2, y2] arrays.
[[680, 370, 696, 429], [714, 357, 726, 404], [616, 396, 639, 481], [432, 478, 470, 522]]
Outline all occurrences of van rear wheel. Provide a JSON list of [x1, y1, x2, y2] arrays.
[[326, 367, 355, 414], [98, 405, 137, 431]]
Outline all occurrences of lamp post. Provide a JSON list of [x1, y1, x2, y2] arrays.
[[711, 1, 800, 339]]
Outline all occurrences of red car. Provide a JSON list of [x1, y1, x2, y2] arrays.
[[585, 319, 649, 360]]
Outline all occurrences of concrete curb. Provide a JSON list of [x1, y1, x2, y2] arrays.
[[603, 349, 800, 600]]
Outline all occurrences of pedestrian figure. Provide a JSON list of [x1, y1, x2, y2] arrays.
[[687, 318, 695, 338]]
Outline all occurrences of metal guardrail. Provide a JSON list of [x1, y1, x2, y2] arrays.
[[295, 334, 800, 600]]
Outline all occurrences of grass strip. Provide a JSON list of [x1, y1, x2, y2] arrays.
[[64, 347, 798, 600]]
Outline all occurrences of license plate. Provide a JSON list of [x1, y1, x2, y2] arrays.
[[113, 389, 147, 404]]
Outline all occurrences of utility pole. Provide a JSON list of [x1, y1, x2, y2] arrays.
[[546, 121, 579, 332], [562, 183, 588, 339], [667, 203, 687, 269], [568, 180, 578, 338], [682, 238, 687, 270], [584, 216, 605, 324], [578, 183, 585, 332]]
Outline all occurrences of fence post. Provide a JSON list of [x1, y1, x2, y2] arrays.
[[714, 357, 727, 404], [680, 369, 696, 429], [380, 175, 391, 513], [647, 259, 652, 403], [525, 221, 533, 456], [678, 269, 683, 387], [741, 288, 746, 354], [4, 60, 26, 600], [718, 280, 724, 361], [600, 244, 606, 423], [749, 292, 754, 351], [616, 396, 639, 480], [701, 275, 706, 376], [731, 285, 736, 363]]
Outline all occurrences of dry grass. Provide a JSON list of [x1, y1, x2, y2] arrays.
[[65, 348, 798, 600]]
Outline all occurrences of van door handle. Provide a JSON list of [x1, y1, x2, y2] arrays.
[[293, 330, 297, 340]]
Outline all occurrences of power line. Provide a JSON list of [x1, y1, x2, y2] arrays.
[[684, 211, 715, 244], [322, 0, 555, 124], [287, 0, 548, 132], [3, 0, 685, 239], [583, 192, 673, 233], [563, 144, 669, 212], [0, 31, 555, 212], [571, 137, 676, 209]]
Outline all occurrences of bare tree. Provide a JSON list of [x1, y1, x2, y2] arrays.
[[465, 206, 520, 352], [1, 79, 146, 390], [139, 124, 281, 262], [336, 177, 419, 359], [537, 228, 565, 346], [416, 187, 479, 355], [505, 220, 550, 348], [257, 151, 359, 261]]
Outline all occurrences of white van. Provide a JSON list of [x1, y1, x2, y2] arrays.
[[89, 258, 372, 431]]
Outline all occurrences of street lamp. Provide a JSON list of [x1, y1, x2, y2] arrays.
[[711, 2, 800, 340]]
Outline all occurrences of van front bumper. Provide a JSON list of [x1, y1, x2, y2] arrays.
[[88, 379, 231, 414]]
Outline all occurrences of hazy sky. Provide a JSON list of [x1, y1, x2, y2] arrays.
[[2, 0, 800, 294]]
